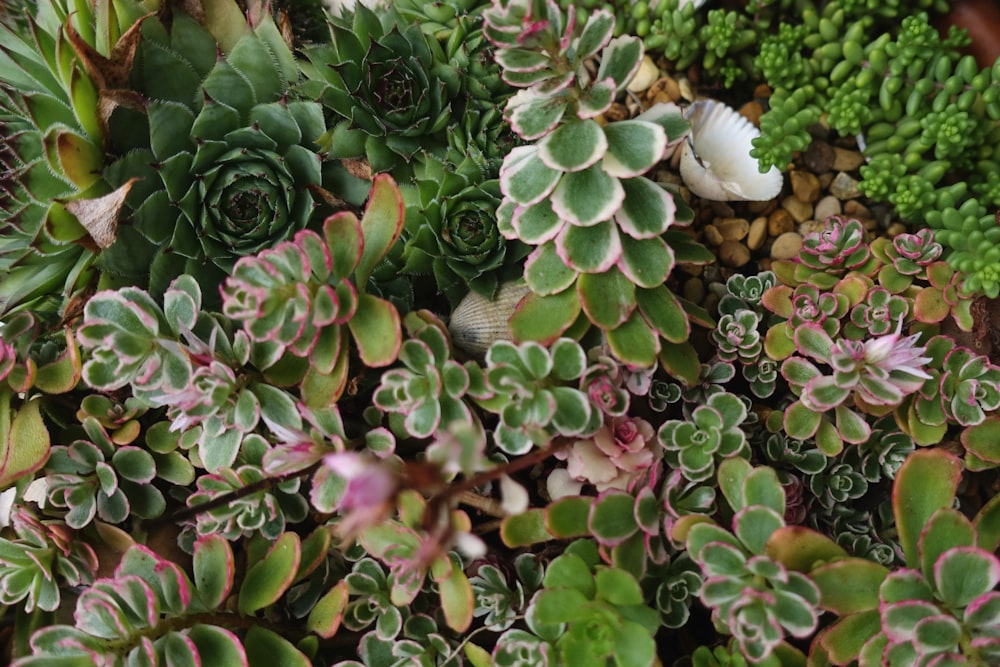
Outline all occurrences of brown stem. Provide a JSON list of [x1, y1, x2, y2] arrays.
[[457, 490, 507, 518]]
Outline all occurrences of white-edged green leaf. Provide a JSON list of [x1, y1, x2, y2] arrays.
[[596, 35, 643, 91], [524, 243, 577, 296], [555, 219, 621, 273], [575, 10, 615, 61], [615, 176, 676, 238], [511, 199, 564, 245], [506, 95, 568, 141], [601, 121, 666, 177], [550, 165, 624, 227], [538, 119, 607, 172], [578, 269, 635, 329], [618, 236, 674, 288], [499, 145, 561, 205]]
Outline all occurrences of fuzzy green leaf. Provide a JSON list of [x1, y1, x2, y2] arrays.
[[934, 547, 1000, 608], [920, 509, 975, 583], [510, 288, 582, 344], [500, 509, 553, 547], [618, 236, 674, 288], [589, 491, 638, 545], [556, 220, 621, 273], [356, 174, 405, 286], [894, 449, 963, 568], [348, 295, 401, 367], [601, 122, 666, 178], [578, 270, 635, 329], [238, 532, 301, 615], [501, 146, 562, 205], [545, 496, 592, 538], [538, 119, 607, 172], [550, 165, 624, 228], [606, 311, 659, 368]]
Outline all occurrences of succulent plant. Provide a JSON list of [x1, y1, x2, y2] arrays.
[[658, 391, 750, 483], [552, 414, 659, 494], [101, 1, 357, 301], [300, 3, 462, 175], [0, 505, 98, 613]]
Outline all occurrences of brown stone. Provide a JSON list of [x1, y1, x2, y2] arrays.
[[683, 277, 706, 304], [830, 171, 862, 200], [803, 141, 836, 173], [832, 147, 865, 171], [771, 232, 804, 260], [781, 195, 813, 223], [843, 200, 873, 220], [719, 240, 751, 268], [768, 208, 795, 236], [703, 224, 724, 246], [887, 222, 908, 237], [716, 217, 750, 241], [814, 195, 842, 223], [739, 101, 763, 126], [790, 170, 821, 203], [748, 217, 768, 250], [645, 76, 682, 104]]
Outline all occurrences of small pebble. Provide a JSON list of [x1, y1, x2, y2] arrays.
[[758, 257, 773, 272], [830, 172, 862, 200], [813, 195, 842, 223], [746, 199, 776, 215], [767, 209, 795, 236], [803, 141, 836, 173], [781, 195, 813, 223], [832, 147, 865, 172], [886, 222, 907, 238], [798, 220, 825, 236], [703, 224, 724, 246], [719, 240, 751, 268], [790, 170, 821, 203], [771, 232, 804, 260], [818, 172, 835, 189], [843, 200, 872, 220], [683, 276, 706, 304], [739, 101, 763, 126], [627, 56, 660, 93], [748, 217, 768, 250], [716, 217, 750, 241]]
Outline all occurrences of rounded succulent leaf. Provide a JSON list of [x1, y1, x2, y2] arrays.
[[933, 547, 1000, 609], [538, 119, 608, 172]]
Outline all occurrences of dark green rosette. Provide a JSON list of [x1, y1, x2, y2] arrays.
[[401, 155, 528, 307]]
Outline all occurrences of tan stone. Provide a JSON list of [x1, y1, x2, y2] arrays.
[[790, 170, 821, 203], [799, 220, 825, 237], [702, 224, 724, 246], [747, 217, 768, 250], [683, 277, 706, 304], [830, 172, 862, 200], [719, 240, 751, 268], [843, 200, 873, 220], [814, 195, 842, 223], [771, 232, 804, 260], [887, 222, 907, 238], [803, 141, 835, 173], [832, 147, 865, 171], [627, 56, 660, 93], [781, 195, 813, 223], [767, 208, 795, 236], [716, 217, 750, 241]]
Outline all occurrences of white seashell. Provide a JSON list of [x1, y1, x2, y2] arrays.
[[679, 98, 784, 202], [448, 281, 530, 358]]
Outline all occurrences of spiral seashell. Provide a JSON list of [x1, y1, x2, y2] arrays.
[[448, 281, 531, 357], [679, 98, 784, 202]]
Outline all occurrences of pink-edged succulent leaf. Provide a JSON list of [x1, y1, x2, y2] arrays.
[[606, 310, 659, 368], [577, 269, 635, 329], [193, 534, 235, 610], [618, 235, 674, 288], [510, 287, 581, 344], [505, 94, 568, 140], [919, 508, 975, 583], [835, 404, 870, 444], [765, 526, 848, 573], [493, 47, 551, 72], [733, 505, 784, 555], [500, 508, 553, 547], [0, 394, 51, 490], [975, 491, 1000, 553], [188, 625, 248, 666], [439, 560, 475, 633], [511, 199, 564, 245], [615, 176, 676, 239], [577, 77, 615, 118], [588, 490, 639, 547], [538, 118, 607, 172], [810, 558, 888, 614], [347, 294, 401, 367], [595, 34, 643, 91], [524, 243, 577, 295], [355, 173, 404, 287], [322, 212, 363, 282], [550, 164, 625, 228], [244, 627, 311, 667], [815, 417, 845, 457], [307, 580, 348, 638], [500, 145, 562, 205], [793, 323, 835, 364], [961, 417, 1000, 464], [913, 286, 950, 323], [545, 495, 592, 538], [575, 9, 615, 60], [237, 532, 302, 615], [658, 340, 700, 386], [601, 122, 667, 178], [717, 456, 753, 512], [933, 546, 1000, 609], [556, 219, 621, 272], [800, 375, 851, 411], [816, 609, 881, 665], [893, 449, 963, 569], [635, 284, 689, 343], [783, 400, 823, 440]]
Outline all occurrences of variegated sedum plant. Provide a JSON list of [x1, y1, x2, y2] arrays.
[[1, 0, 1000, 665]]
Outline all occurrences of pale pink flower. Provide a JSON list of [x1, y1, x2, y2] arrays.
[[552, 416, 659, 496]]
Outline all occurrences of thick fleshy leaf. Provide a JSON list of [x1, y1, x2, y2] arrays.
[[635, 285, 689, 343], [499, 145, 561, 205], [606, 311, 659, 368], [765, 526, 848, 573], [355, 174, 405, 286], [511, 199, 563, 245], [0, 394, 51, 490], [244, 627, 311, 667], [323, 213, 362, 281], [439, 564, 474, 632], [596, 35, 643, 91], [783, 400, 822, 440], [818, 610, 881, 665], [510, 287, 581, 344], [193, 535, 235, 610], [556, 220, 620, 273], [576, 10, 615, 61], [576, 78, 615, 118], [538, 119, 607, 172], [524, 243, 576, 296], [348, 295, 401, 367], [933, 547, 1000, 608], [658, 341, 700, 386], [238, 532, 301, 615], [602, 122, 667, 178], [589, 491, 638, 546], [894, 449, 963, 568], [307, 581, 348, 638], [810, 558, 888, 614], [618, 236, 674, 288], [578, 270, 635, 329], [961, 417, 1000, 463], [506, 95, 568, 141], [550, 165, 624, 227], [614, 176, 676, 239], [734, 506, 784, 555], [494, 47, 550, 72], [500, 509, 553, 547], [920, 509, 975, 582], [188, 625, 248, 665]]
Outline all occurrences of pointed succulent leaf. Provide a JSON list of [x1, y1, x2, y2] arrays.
[[500, 146, 561, 205], [538, 119, 607, 172], [595, 35, 643, 92], [307, 581, 348, 639], [193, 534, 235, 610], [606, 311, 659, 368], [355, 174, 405, 287], [635, 285, 689, 343], [238, 532, 301, 615], [550, 165, 624, 228], [244, 627, 311, 667], [894, 449, 963, 568], [0, 395, 51, 490]]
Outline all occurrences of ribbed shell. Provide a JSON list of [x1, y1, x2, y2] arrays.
[[448, 282, 531, 357]]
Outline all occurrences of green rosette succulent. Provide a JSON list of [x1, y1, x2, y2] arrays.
[[401, 154, 528, 305], [301, 3, 462, 175], [101, 4, 352, 300]]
